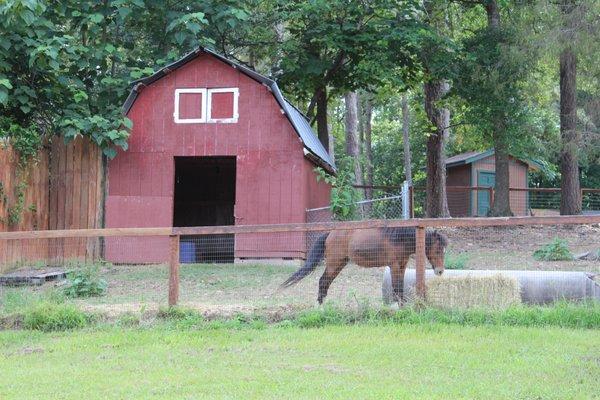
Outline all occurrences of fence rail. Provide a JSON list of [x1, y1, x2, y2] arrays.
[[2, 215, 599, 306], [1, 215, 599, 240]]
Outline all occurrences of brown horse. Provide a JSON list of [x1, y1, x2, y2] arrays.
[[281, 227, 448, 304]]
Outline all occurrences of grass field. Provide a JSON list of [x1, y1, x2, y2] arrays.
[[1, 323, 599, 399]]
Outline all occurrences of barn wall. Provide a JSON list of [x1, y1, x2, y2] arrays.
[[106, 54, 319, 262], [472, 155, 529, 216], [304, 158, 332, 210], [446, 164, 471, 217], [0, 137, 103, 272]]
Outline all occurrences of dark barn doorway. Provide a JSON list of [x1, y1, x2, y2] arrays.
[[173, 156, 236, 263]]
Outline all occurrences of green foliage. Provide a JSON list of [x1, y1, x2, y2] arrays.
[[0, 117, 41, 226], [277, 0, 422, 100], [0, 117, 42, 164], [444, 252, 469, 270], [0, 0, 252, 157], [315, 158, 361, 220], [63, 265, 108, 298], [451, 22, 540, 155], [157, 305, 202, 321], [533, 238, 574, 261], [22, 303, 89, 331], [6, 181, 26, 226], [116, 312, 141, 328]]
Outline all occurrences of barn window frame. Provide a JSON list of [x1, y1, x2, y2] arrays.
[[207, 88, 239, 123], [174, 88, 207, 124]]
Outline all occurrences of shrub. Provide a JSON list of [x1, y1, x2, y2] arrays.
[[23, 303, 89, 331], [116, 312, 141, 328], [63, 265, 107, 298], [533, 238, 573, 261], [444, 252, 469, 269], [157, 305, 201, 321]]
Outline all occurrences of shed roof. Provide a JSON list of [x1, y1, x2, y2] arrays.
[[122, 47, 336, 174], [445, 149, 541, 170]]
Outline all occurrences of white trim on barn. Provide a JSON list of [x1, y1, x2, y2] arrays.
[[174, 88, 207, 123], [207, 87, 239, 123]]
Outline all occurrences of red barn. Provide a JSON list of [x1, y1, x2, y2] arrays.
[[105, 48, 334, 263]]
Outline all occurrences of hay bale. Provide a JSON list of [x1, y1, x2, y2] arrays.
[[426, 274, 521, 310]]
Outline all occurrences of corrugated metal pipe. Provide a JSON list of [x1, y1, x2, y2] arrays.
[[382, 268, 600, 305]]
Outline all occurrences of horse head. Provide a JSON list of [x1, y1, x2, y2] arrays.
[[426, 230, 448, 276]]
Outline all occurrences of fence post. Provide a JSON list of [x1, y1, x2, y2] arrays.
[[415, 226, 426, 299], [409, 186, 415, 218], [488, 187, 495, 211], [168, 234, 180, 307], [402, 180, 410, 220]]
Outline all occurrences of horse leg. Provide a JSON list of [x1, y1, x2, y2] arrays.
[[317, 258, 347, 304], [390, 262, 407, 305]]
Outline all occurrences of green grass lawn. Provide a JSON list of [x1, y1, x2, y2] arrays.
[[1, 324, 599, 399]]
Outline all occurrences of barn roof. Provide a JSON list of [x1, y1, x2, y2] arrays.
[[445, 149, 541, 170], [122, 47, 336, 174]]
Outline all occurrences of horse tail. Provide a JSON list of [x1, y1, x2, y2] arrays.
[[280, 232, 329, 288]]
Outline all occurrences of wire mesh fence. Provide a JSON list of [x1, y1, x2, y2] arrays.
[[1, 216, 599, 319], [413, 187, 600, 217], [306, 185, 408, 223]]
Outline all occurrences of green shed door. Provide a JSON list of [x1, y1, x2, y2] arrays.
[[477, 171, 495, 216]]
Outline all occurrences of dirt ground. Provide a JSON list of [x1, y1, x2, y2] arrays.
[[441, 224, 600, 272]]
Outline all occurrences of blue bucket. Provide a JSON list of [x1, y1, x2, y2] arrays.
[[179, 241, 196, 263]]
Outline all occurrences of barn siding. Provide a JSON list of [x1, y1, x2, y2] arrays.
[[471, 155, 529, 216], [446, 164, 471, 217], [106, 54, 328, 262], [0, 137, 103, 272]]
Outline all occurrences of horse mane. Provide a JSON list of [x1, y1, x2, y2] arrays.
[[382, 227, 447, 250]]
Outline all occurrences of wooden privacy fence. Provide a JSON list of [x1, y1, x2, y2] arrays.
[[1, 215, 599, 306], [0, 137, 103, 268]]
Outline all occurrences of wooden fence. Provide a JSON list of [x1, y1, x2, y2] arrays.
[[0, 137, 103, 271], [1, 215, 599, 305]]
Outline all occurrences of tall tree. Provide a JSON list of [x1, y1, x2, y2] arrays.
[[559, 1, 582, 215], [452, 0, 538, 217], [362, 97, 374, 200], [423, 81, 451, 217], [422, 1, 450, 218], [277, 0, 421, 152], [485, 0, 513, 217], [401, 94, 413, 186], [344, 92, 362, 187]]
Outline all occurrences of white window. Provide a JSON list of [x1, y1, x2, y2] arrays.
[[174, 87, 239, 124], [207, 88, 239, 123], [174, 88, 207, 123]]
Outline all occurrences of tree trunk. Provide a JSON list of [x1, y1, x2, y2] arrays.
[[423, 81, 450, 218], [485, 0, 513, 216], [559, 47, 581, 215], [315, 86, 329, 152], [363, 99, 374, 200], [485, 0, 500, 28], [489, 127, 513, 216], [344, 92, 363, 189], [401, 94, 412, 187]]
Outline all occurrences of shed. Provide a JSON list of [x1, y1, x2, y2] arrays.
[[105, 48, 333, 264], [445, 149, 539, 217]]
